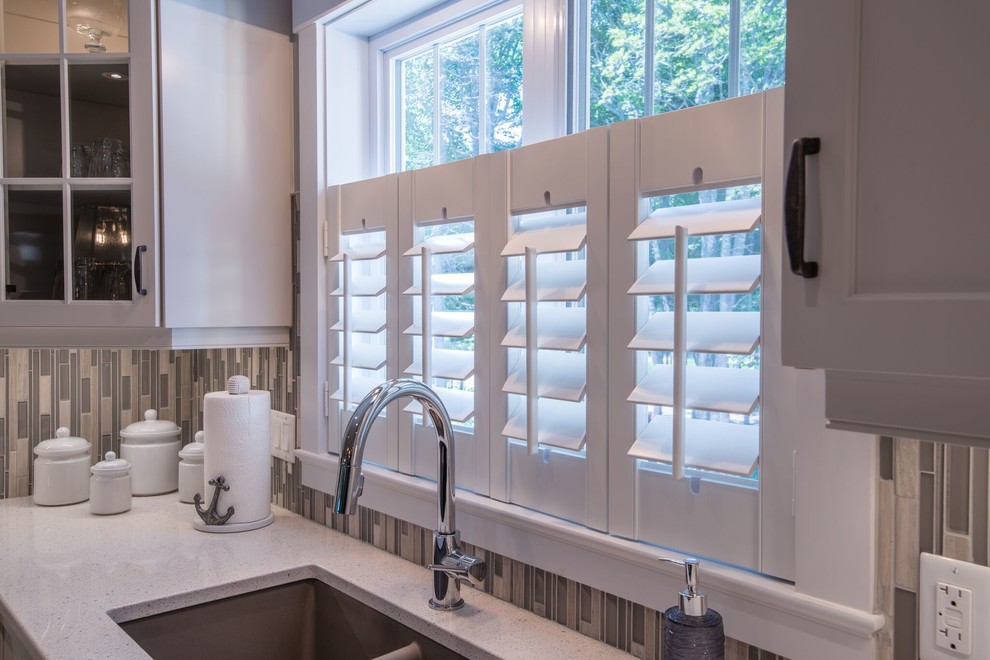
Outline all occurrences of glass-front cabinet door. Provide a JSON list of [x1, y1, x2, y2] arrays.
[[0, 0, 157, 327]]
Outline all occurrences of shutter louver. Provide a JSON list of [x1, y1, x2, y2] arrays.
[[502, 209, 589, 452], [626, 189, 763, 478], [402, 220, 477, 425], [331, 230, 389, 408]]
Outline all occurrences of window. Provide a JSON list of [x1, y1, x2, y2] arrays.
[[574, 0, 786, 130], [320, 0, 789, 572], [300, 2, 882, 650], [389, 3, 524, 172]]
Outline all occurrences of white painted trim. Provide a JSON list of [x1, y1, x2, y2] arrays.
[[297, 448, 882, 659], [0, 326, 288, 349]]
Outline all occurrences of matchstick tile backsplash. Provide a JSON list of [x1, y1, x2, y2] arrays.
[[0, 347, 292, 499]]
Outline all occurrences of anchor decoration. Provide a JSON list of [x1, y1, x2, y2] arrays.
[[194, 476, 235, 525]]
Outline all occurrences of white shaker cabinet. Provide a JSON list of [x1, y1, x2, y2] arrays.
[[0, 0, 292, 347], [782, 0, 990, 443]]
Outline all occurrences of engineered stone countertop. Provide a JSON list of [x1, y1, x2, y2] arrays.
[[0, 496, 629, 660]]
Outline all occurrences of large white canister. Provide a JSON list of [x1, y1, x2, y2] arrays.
[[33, 427, 91, 506], [119, 410, 180, 495]]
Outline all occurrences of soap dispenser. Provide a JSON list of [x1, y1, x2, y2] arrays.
[[659, 557, 724, 659]]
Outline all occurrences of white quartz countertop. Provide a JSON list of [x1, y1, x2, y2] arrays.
[[0, 496, 628, 660]]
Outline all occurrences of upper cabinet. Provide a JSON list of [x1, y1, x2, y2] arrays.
[[782, 0, 990, 443], [0, 0, 293, 347]]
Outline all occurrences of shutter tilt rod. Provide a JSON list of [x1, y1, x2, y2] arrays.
[[525, 246, 539, 455], [673, 225, 688, 480]]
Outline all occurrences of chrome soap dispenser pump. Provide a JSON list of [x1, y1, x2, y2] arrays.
[[659, 557, 725, 659]]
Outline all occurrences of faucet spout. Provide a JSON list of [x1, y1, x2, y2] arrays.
[[334, 379, 483, 610]]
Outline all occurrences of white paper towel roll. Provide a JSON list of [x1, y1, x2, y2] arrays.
[[202, 380, 271, 530]]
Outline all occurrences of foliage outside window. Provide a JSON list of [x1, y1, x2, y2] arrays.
[[581, 0, 786, 129], [397, 9, 523, 172]]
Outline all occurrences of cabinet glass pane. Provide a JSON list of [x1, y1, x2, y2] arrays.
[[71, 188, 131, 300], [3, 63, 62, 178], [5, 188, 64, 300], [2, 0, 60, 53], [69, 63, 129, 177], [66, 0, 128, 54]]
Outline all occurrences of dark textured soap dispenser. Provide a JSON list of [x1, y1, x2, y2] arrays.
[[659, 557, 724, 659]]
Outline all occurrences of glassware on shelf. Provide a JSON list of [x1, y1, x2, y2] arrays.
[[66, 0, 127, 53], [89, 137, 123, 177], [71, 145, 93, 177], [71, 204, 132, 301]]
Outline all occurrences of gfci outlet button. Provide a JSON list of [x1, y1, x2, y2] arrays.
[[920, 553, 990, 659]]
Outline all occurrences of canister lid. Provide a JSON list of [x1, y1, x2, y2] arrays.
[[120, 410, 180, 442], [178, 431, 205, 462], [91, 451, 131, 476], [34, 427, 91, 458]]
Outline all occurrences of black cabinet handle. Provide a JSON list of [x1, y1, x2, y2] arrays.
[[134, 244, 148, 296], [784, 137, 820, 278]]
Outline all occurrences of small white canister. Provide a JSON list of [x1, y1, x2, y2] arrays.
[[33, 427, 91, 506], [178, 431, 206, 504], [90, 451, 132, 515], [119, 410, 180, 495]]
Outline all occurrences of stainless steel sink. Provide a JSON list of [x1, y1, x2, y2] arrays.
[[117, 579, 467, 660]]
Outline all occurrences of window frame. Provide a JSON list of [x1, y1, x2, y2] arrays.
[[295, 2, 882, 657], [370, 0, 525, 174], [572, 0, 786, 132]]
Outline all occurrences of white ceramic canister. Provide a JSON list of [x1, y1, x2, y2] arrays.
[[178, 431, 205, 503], [32, 427, 92, 506], [119, 410, 180, 495], [90, 451, 132, 515]]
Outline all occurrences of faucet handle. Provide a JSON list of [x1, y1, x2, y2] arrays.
[[429, 550, 487, 587]]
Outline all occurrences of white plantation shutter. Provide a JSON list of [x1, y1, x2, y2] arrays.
[[327, 175, 399, 465], [397, 158, 491, 492], [607, 93, 781, 570], [490, 128, 608, 530]]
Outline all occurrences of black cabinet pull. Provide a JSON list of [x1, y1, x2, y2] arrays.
[[134, 245, 148, 296], [784, 137, 820, 278]]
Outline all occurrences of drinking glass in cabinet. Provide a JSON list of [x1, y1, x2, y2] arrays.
[[2, 0, 60, 54], [69, 63, 130, 177], [71, 197, 132, 301], [2, 64, 61, 178], [4, 188, 64, 301], [66, 0, 129, 54]]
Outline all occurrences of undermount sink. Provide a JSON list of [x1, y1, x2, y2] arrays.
[[117, 579, 467, 660]]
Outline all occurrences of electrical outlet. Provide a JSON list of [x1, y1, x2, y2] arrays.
[[920, 553, 990, 659], [935, 582, 972, 655], [269, 410, 296, 462]]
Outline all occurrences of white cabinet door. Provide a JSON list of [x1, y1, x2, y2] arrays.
[[782, 0, 990, 381], [0, 0, 159, 329], [159, 0, 293, 331]]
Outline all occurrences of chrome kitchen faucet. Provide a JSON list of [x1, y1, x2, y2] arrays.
[[334, 379, 487, 610]]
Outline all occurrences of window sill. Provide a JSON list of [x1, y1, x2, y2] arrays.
[[296, 448, 883, 659]]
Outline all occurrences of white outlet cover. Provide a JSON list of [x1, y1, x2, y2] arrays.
[[920, 553, 990, 659]]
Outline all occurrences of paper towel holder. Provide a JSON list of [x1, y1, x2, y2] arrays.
[[193, 476, 235, 526]]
